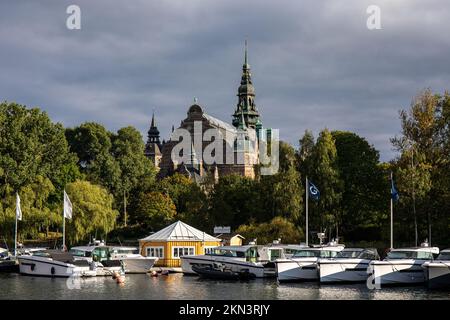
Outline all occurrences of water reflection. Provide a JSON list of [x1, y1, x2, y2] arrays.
[[1, 273, 448, 300]]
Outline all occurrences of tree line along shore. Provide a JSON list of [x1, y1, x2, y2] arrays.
[[0, 88, 449, 249]]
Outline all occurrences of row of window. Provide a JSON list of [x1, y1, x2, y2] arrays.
[[145, 246, 218, 259]]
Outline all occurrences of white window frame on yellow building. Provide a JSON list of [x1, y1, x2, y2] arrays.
[[203, 246, 218, 254], [172, 246, 195, 259], [147, 246, 164, 258]]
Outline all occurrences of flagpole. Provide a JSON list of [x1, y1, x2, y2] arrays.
[[63, 190, 65, 251], [306, 176, 309, 246], [390, 172, 393, 249], [14, 194, 18, 257]]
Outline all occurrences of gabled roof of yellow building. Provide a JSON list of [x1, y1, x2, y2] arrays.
[[140, 220, 221, 242]]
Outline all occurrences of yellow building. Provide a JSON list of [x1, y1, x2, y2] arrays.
[[217, 234, 245, 246], [139, 220, 221, 268]]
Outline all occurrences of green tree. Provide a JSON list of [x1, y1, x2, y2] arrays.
[[64, 180, 118, 244], [65, 122, 121, 192], [0, 102, 79, 196], [235, 217, 303, 245], [310, 129, 343, 239], [111, 126, 156, 226], [332, 131, 387, 241], [259, 142, 303, 223], [208, 175, 262, 229], [135, 191, 177, 231], [391, 89, 440, 246], [298, 130, 315, 177], [157, 173, 209, 229]]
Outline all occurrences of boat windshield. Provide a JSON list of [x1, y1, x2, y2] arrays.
[[292, 250, 339, 258], [387, 250, 434, 260], [113, 248, 139, 255], [69, 249, 91, 257], [437, 252, 450, 261], [336, 250, 362, 258], [207, 248, 246, 258], [31, 251, 51, 257]]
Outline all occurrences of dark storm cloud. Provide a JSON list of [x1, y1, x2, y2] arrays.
[[1, 0, 449, 161]]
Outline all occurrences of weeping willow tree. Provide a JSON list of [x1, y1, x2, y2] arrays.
[[64, 180, 118, 244]]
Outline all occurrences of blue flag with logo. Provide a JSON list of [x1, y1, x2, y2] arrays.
[[391, 178, 399, 202], [308, 181, 320, 201]]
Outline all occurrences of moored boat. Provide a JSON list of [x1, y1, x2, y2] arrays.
[[17, 250, 94, 277], [192, 263, 256, 281], [369, 245, 439, 286], [422, 249, 450, 289], [109, 246, 158, 274], [181, 245, 275, 278], [319, 248, 380, 283], [275, 244, 345, 282], [70, 241, 158, 274]]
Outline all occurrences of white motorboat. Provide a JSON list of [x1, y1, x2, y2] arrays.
[[181, 245, 278, 278], [109, 246, 158, 273], [275, 244, 345, 282], [69, 245, 123, 276], [422, 249, 450, 289], [70, 241, 157, 274], [369, 246, 439, 286], [17, 250, 95, 277], [319, 248, 380, 283]]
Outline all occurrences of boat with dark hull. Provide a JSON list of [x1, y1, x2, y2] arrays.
[[0, 248, 19, 273], [192, 263, 256, 280]]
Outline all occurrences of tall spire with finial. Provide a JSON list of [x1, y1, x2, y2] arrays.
[[146, 110, 161, 146], [232, 39, 260, 129], [151, 110, 156, 127], [244, 38, 248, 66]]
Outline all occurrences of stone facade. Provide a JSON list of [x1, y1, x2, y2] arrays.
[[145, 42, 265, 181]]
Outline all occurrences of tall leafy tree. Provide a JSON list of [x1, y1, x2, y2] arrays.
[[65, 180, 118, 244], [310, 129, 343, 239], [0, 102, 79, 195], [111, 126, 156, 226], [157, 173, 209, 229], [65, 122, 120, 191], [260, 142, 303, 223], [236, 216, 303, 245], [391, 89, 442, 246], [135, 191, 177, 231], [298, 130, 315, 178], [332, 131, 387, 241]]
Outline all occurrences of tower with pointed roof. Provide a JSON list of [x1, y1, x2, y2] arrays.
[[232, 40, 261, 129], [145, 112, 162, 168]]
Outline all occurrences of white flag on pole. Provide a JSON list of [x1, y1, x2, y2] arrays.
[[64, 190, 73, 219], [16, 193, 22, 221]]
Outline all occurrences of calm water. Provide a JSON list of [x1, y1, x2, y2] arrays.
[[1, 273, 449, 300]]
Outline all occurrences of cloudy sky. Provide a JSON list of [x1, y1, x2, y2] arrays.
[[1, 0, 449, 161]]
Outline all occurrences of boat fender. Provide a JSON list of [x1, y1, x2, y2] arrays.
[[51, 267, 55, 275]]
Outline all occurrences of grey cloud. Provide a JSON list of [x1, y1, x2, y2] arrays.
[[1, 0, 449, 162]]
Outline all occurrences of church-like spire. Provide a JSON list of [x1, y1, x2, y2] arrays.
[[244, 39, 248, 67], [151, 111, 156, 127], [232, 40, 260, 129], [146, 110, 161, 146]]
